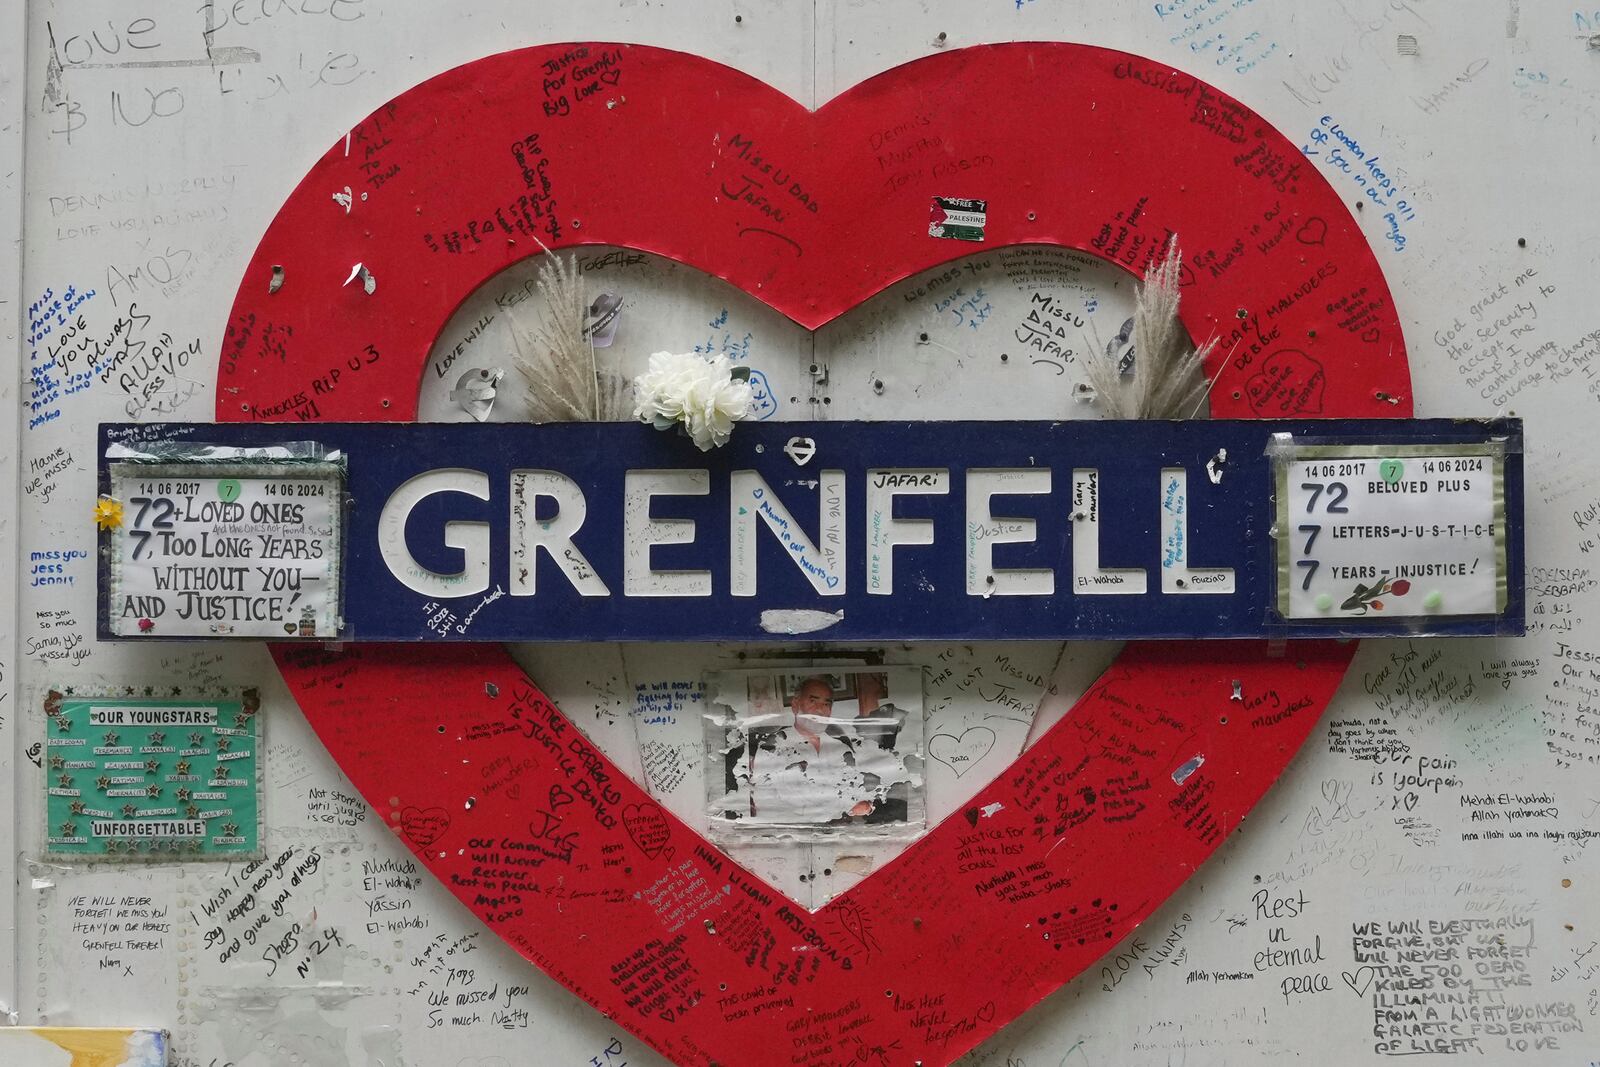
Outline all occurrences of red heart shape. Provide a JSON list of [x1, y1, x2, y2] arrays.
[[221, 43, 1411, 1066]]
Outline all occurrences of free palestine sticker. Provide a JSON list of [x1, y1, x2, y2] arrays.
[[929, 196, 987, 241]]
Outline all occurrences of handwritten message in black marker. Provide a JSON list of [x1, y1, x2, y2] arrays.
[[105, 460, 342, 638]]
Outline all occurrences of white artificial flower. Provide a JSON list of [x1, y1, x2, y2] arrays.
[[632, 351, 754, 451]]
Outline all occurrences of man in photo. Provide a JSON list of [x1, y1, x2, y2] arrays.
[[735, 675, 878, 825]]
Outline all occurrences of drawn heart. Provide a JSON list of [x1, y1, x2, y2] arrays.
[[1342, 965, 1377, 997], [224, 42, 1410, 1067], [548, 784, 575, 810], [622, 801, 674, 860], [399, 805, 450, 849], [1295, 217, 1328, 246], [1245, 349, 1326, 416], [927, 727, 997, 778]]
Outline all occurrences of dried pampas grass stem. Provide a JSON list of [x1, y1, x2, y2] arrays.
[[508, 239, 629, 422], [1082, 237, 1215, 420]]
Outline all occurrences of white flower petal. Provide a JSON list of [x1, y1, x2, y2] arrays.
[[632, 351, 754, 449]]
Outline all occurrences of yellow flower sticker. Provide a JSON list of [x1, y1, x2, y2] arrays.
[[94, 497, 124, 530]]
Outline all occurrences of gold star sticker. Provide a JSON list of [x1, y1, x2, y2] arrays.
[[103, 731, 120, 746], [222, 822, 240, 837], [216, 737, 232, 752], [49, 754, 65, 771], [94, 496, 124, 530], [56, 717, 72, 733], [175, 759, 192, 775], [122, 803, 138, 818], [185, 840, 201, 853], [144, 759, 160, 774], [175, 787, 191, 802], [56, 772, 73, 788], [106, 839, 123, 854], [148, 731, 166, 746], [146, 783, 162, 798], [95, 775, 111, 791], [186, 804, 201, 819], [167, 839, 181, 853], [187, 732, 204, 747], [69, 800, 86, 816], [235, 712, 250, 728], [58, 821, 78, 837]]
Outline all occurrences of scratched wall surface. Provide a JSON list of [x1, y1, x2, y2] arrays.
[[8, 2, 1600, 1066], [2, 0, 24, 1031]]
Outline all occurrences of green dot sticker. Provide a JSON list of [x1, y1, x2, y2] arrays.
[[217, 479, 242, 503], [1378, 458, 1404, 485], [1423, 589, 1443, 611], [1315, 593, 1333, 612]]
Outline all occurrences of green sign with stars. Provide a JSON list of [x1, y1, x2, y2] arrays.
[[44, 696, 260, 858]]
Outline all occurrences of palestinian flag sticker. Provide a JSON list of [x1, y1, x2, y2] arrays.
[[929, 195, 988, 241]]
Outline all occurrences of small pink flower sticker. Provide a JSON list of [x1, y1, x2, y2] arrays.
[[137, 618, 155, 633]]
